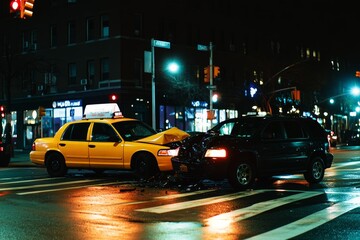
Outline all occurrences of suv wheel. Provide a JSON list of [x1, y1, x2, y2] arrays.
[[304, 157, 324, 183], [227, 160, 255, 190]]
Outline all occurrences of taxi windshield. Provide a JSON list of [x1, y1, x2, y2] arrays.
[[112, 121, 157, 141]]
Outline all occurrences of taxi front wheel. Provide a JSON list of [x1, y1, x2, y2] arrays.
[[132, 153, 160, 180], [46, 153, 67, 177]]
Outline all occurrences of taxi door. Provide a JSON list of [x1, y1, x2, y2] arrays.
[[58, 122, 91, 167], [88, 122, 124, 168]]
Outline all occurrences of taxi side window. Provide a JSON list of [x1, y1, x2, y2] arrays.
[[91, 123, 118, 142], [62, 123, 90, 141]]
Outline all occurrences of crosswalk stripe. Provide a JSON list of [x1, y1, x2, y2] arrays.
[[0, 177, 65, 185], [246, 196, 360, 240], [16, 181, 119, 195], [155, 189, 217, 200], [0, 179, 101, 191], [205, 191, 322, 225], [136, 190, 267, 214]]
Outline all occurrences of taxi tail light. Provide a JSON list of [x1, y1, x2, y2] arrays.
[[31, 142, 36, 151], [158, 147, 179, 157], [205, 148, 227, 158]]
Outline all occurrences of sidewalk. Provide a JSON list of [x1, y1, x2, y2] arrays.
[[9, 149, 35, 167]]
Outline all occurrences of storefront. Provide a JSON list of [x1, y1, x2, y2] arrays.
[[159, 101, 238, 132], [22, 99, 83, 149]]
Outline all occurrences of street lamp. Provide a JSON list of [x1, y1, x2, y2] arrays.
[[167, 62, 179, 73], [318, 86, 360, 104]]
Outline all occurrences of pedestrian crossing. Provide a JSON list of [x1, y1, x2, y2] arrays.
[[1, 175, 360, 239], [0, 176, 135, 195]]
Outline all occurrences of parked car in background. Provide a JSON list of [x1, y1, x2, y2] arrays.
[[171, 115, 333, 190], [345, 130, 360, 146], [30, 103, 189, 179]]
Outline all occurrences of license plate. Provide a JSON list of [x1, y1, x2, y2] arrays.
[[179, 164, 188, 172]]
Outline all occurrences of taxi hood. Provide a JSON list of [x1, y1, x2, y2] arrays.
[[136, 127, 190, 145]]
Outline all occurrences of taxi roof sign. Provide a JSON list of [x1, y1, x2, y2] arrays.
[[83, 103, 123, 119]]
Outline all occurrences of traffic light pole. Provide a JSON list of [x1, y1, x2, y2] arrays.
[[209, 42, 214, 128], [151, 39, 156, 130]]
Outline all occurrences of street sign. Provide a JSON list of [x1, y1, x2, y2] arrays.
[[153, 40, 170, 49], [197, 44, 209, 51], [206, 85, 217, 90]]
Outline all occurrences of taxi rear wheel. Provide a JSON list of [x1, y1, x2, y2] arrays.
[[46, 153, 67, 177], [132, 153, 160, 180]]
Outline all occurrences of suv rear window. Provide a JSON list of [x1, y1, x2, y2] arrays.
[[283, 120, 307, 139]]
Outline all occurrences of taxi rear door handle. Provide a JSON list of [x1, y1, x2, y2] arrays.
[[89, 145, 96, 148]]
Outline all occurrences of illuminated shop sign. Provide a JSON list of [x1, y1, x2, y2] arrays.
[[191, 101, 208, 108], [52, 100, 82, 108]]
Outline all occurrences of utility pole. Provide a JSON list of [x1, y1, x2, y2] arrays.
[[208, 42, 215, 128], [209, 42, 213, 114]]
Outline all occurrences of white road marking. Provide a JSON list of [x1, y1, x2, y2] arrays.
[[205, 191, 322, 224], [155, 189, 217, 200], [16, 181, 123, 195], [330, 160, 360, 169], [246, 196, 360, 240], [0, 179, 100, 191], [0, 177, 65, 185], [136, 190, 267, 213]]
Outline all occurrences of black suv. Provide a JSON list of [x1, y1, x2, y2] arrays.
[[171, 115, 333, 190]]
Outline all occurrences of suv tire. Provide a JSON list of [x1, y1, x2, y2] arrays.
[[228, 160, 255, 190], [304, 157, 325, 183]]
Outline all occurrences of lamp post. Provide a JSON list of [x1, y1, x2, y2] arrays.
[[151, 38, 170, 130]]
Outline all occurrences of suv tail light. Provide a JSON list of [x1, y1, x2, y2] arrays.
[[205, 148, 227, 158]]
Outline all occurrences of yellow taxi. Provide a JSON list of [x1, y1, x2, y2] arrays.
[[30, 103, 189, 179]]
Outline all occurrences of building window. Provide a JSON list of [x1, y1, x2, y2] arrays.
[[87, 60, 95, 87], [86, 17, 95, 41], [67, 21, 76, 44], [22, 30, 37, 51], [100, 58, 109, 81], [50, 25, 57, 48], [101, 15, 109, 38], [134, 13, 142, 36], [134, 59, 142, 87], [68, 63, 77, 85]]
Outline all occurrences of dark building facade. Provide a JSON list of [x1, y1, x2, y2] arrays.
[[0, 0, 358, 149]]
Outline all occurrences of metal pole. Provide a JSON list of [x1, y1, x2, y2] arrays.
[[209, 42, 214, 127], [151, 38, 156, 130]]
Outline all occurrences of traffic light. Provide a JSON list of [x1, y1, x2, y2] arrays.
[[291, 89, 301, 101], [109, 94, 118, 102], [356, 71, 360, 78], [21, 0, 34, 19], [214, 66, 220, 78], [10, 0, 21, 17], [0, 105, 5, 118], [38, 106, 46, 117], [204, 66, 210, 83]]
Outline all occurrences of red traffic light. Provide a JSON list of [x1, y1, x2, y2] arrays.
[[10, 0, 20, 11]]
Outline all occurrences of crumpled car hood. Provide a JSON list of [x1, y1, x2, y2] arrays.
[[136, 127, 190, 145]]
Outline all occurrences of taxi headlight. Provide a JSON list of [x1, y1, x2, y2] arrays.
[[158, 147, 179, 157], [205, 148, 227, 158]]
